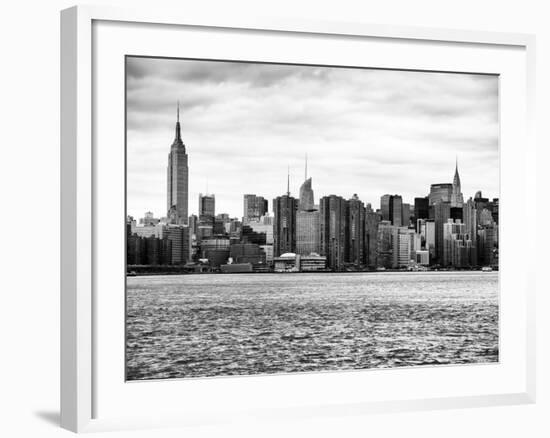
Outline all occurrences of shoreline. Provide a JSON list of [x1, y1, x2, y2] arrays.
[[127, 268, 498, 277]]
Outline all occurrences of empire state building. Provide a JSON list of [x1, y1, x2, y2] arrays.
[[166, 103, 189, 225]]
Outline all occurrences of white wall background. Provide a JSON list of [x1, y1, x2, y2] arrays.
[[0, 0, 547, 437]]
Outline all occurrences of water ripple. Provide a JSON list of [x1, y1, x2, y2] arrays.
[[126, 272, 499, 380]]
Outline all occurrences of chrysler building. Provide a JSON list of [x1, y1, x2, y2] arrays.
[[450, 159, 464, 208]]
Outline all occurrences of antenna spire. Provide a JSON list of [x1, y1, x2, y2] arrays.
[[287, 165, 290, 196], [305, 153, 308, 180], [174, 101, 182, 142]]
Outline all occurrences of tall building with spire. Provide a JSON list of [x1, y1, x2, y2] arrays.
[[296, 155, 320, 255], [298, 154, 314, 211], [166, 102, 189, 225], [450, 159, 464, 208], [273, 168, 298, 257]]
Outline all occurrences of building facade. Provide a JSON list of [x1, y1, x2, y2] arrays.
[[429, 183, 453, 206], [365, 211, 381, 268], [319, 195, 348, 271], [414, 197, 430, 225], [380, 194, 403, 226], [164, 225, 191, 265], [198, 193, 215, 218], [442, 219, 475, 267], [347, 194, 366, 266], [296, 211, 320, 255], [243, 194, 268, 223], [273, 194, 298, 257], [433, 201, 451, 264]]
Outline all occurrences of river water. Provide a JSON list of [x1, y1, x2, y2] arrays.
[[126, 271, 498, 380]]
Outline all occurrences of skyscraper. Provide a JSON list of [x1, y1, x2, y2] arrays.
[[442, 219, 475, 267], [380, 194, 403, 226], [380, 194, 392, 222], [296, 157, 320, 256], [376, 221, 398, 269], [429, 183, 453, 205], [392, 196, 403, 227], [414, 197, 430, 229], [365, 211, 381, 268], [402, 202, 411, 227], [296, 211, 320, 255], [397, 228, 414, 267], [166, 103, 189, 225], [197, 193, 215, 240], [198, 193, 216, 218], [165, 224, 191, 265], [319, 195, 348, 271], [298, 155, 315, 211], [463, 198, 478, 265], [243, 194, 268, 223], [347, 194, 366, 266], [478, 224, 497, 266], [273, 195, 298, 257], [433, 201, 451, 264], [450, 159, 464, 208], [273, 173, 298, 257]]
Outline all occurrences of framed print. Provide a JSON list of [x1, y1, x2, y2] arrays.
[[60, 5, 536, 433]]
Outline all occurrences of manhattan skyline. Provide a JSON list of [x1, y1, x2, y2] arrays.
[[126, 57, 499, 219]]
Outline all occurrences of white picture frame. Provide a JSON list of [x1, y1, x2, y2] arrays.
[[60, 5, 537, 433]]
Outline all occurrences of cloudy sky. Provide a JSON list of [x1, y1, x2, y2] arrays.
[[126, 57, 499, 220]]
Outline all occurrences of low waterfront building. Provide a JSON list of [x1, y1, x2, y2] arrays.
[[273, 252, 327, 272], [220, 263, 253, 273], [230, 243, 266, 267], [200, 236, 230, 253], [200, 236, 230, 266], [205, 249, 230, 267], [260, 244, 274, 264], [273, 253, 300, 272], [300, 253, 327, 271]]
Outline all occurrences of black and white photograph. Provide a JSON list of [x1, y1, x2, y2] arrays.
[[125, 56, 499, 381]]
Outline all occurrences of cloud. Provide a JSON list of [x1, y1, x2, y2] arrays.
[[126, 57, 499, 219]]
